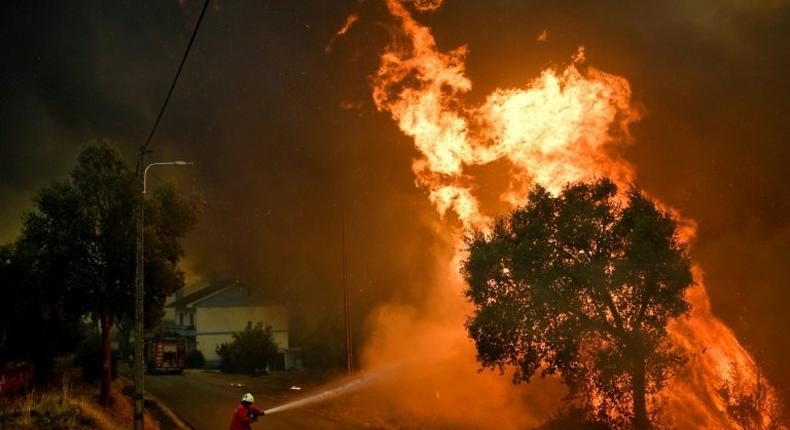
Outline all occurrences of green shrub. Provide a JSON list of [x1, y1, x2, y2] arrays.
[[216, 323, 279, 374], [185, 350, 205, 369]]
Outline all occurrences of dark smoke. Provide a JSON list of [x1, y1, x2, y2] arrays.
[[1, 0, 788, 406]]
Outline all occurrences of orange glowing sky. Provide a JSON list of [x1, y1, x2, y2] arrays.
[[361, 0, 783, 426], [1, 0, 788, 425]]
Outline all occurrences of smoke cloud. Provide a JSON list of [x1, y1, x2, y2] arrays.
[[1, 0, 788, 424]]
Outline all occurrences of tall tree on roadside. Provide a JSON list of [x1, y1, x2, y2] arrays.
[[19, 141, 197, 406], [463, 179, 693, 429]]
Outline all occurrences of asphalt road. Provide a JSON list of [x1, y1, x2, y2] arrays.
[[145, 371, 369, 430]]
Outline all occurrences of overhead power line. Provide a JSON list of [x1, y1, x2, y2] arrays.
[[140, 0, 211, 157], [133, 3, 210, 430]]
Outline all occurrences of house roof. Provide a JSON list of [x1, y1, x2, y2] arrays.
[[167, 279, 281, 309], [166, 280, 237, 309]]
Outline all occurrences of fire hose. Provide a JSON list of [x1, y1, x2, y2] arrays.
[[250, 405, 265, 420]]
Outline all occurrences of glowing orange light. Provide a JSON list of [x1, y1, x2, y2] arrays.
[[369, 0, 780, 427]]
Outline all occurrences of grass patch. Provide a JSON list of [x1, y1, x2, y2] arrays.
[[0, 372, 164, 430], [0, 390, 108, 430]]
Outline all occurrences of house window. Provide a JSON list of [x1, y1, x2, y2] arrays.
[[179, 313, 184, 326], [189, 312, 194, 326]]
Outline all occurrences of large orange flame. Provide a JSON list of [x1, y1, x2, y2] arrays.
[[372, 0, 638, 233], [367, 0, 780, 427]]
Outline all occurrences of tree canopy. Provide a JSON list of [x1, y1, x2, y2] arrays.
[[7, 140, 198, 405], [463, 179, 693, 429], [0, 243, 82, 375]]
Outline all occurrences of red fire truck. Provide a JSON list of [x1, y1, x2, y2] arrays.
[[145, 337, 186, 374]]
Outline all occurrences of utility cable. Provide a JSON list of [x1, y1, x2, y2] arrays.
[[140, 0, 210, 157]]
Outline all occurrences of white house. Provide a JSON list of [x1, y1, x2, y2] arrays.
[[164, 280, 296, 369]]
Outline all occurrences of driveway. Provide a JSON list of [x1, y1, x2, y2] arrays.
[[145, 371, 371, 430]]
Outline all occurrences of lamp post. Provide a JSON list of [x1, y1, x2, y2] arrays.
[[134, 160, 193, 430]]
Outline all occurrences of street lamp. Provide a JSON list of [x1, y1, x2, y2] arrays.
[[134, 160, 193, 430]]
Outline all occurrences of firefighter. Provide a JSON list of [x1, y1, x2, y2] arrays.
[[229, 393, 264, 430]]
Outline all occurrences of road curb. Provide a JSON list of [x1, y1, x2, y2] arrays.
[[119, 375, 196, 430]]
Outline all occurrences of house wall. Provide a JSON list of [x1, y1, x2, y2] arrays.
[[194, 305, 288, 365], [175, 310, 195, 327], [162, 306, 176, 323]]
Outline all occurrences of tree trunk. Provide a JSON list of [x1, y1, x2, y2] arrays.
[[632, 350, 650, 430], [117, 318, 131, 360], [99, 313, 114, 407]]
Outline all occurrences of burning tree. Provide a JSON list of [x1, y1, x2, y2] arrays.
[[463, 179, 693, 429], [718, 362, 786, 430]]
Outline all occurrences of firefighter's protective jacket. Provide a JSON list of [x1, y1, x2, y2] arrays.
[[229, 403, 255, 430]]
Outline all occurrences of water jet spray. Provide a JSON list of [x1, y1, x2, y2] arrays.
[[262, 363, 405, 415], [263, 372, 375, 415]]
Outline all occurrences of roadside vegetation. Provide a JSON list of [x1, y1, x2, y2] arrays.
[[0, 141, 198, 408], [464, 179, 694, 429], [1, 390, 116, 430], [185, 350, 206, 369], [216, 323, 279, 375], [0, 362, 170, 430]]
